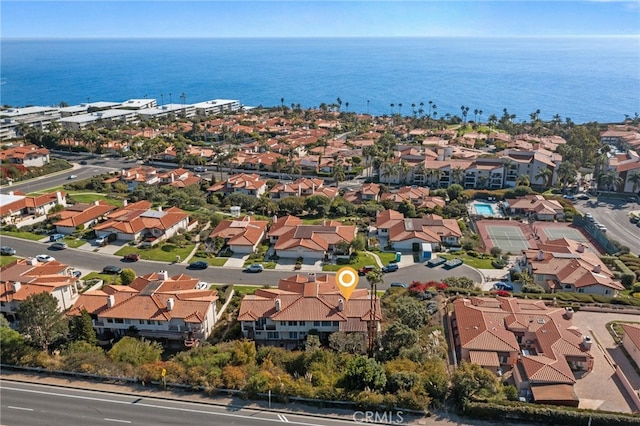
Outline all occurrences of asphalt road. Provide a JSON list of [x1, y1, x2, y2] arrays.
[[0, 381, 359, 426], [573, 197, 640, 254], [3, 164, 117, 194], [1, 236, 484, 290]]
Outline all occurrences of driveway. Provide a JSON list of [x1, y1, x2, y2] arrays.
[[225, 253, 250, 268], [574, 197, 640, 254], [570, 310, 640, 413]]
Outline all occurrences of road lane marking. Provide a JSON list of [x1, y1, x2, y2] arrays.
[[8, 406, 34, 411], [104, 419, 131, 424], [1, 386, 348, 426], [278, 414, 289, 422]]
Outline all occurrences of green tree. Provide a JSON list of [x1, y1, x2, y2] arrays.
[[17, 293, 69, 352], [68, 310, 97, 345], [515, 174, 530, 187], [108, 336, 162, 367], [451, 361, 500, 408], [1, 318, 30, 364], [392, 296, 428, 329], [344, 355, 387, 391], [351, 234, 367, 252], [556, 161, 577, 193], [446, 184, 464, 202], [329, 331, 367, 354], [534, 167, 553, 188], [380, 322, 418, 360], [120, 268, 136, 286]]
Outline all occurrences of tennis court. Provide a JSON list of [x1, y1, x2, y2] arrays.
[[539, 227, 588, 243], [484, 225, 533, 252]]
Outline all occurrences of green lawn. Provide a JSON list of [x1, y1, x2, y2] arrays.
[[440, 253, 496, 269], [66, 193, 123, 207], [0, 255, 19, 266], [243, 260, 276, 269], [62, 236, 87, 248], [322, 252, 379, 272], [116, 244, 195, 262], [373, 251, 398, 265], [0, 230, 46, 241], [227, 285, 270, 296], [189, 256, 228, 267], [82, 271, 122, 286]]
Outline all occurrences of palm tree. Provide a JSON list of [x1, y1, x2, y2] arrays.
[[256, 196, 278, 216], [516, 174, 530, 187], [381, 162, 398, 184], [477, 175, 489, 189], [413, 162, 428, 185], [427, 168, 445, 188], [332, 161, 346, 189], [398, 103, 403, 116], [488, 114, 498, 131], [627, 170, 640, 194], [557, 161, 577, 193], [534, 167, 553, 189], [397, 159, 411, 185], [451, 166, 464, 185], [600, 170, 622, 192], [272, 156, 287, 180], [390, 103, 395, 115], [364, 268, 384, 356]]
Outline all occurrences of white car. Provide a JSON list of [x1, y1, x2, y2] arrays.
[[36, 254, 55, 262]]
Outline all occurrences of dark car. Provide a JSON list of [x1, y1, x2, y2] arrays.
[[102, 265, 122, 274], [72, 270, 82, 278], [390, 282, 408, 288], [188, 261, 209, 270], [358, 265, 377, 276], [123, 253, 140, 262], [244, 263, 264, 273], [0, 246, 16, 256], [494, 282, 514, 291], [382, 263, 399, 273], [80, 160, 88, 165], [50, 242, 68, 250]]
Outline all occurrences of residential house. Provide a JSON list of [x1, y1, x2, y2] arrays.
[[620, 323, 640, 368], [157, 168, 202, 188], [380, 186, 446, 210], [0, 144, 50, 167], [506, 195, 564, 221], [269, 178, 337, 199], [268, 216, 357, 259], [0, 258, 80, 323], [501, 148, 561, 188], [238, 273, 381, 349], [53, 201, 117, 234], [451, 296, 593, 407], [375, 210, 462, 250], [0, 190, 66, 227], [343, 183, 382, 204], [68, 271, 218, 343], [120, 166, 160, 190], [209, 216, 269, 254], [207, 173, 267, 197], [93, 201, 192, 245], [518, 238, 624, 296]]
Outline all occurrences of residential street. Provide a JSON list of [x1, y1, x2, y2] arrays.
[[1, 235, 484, 290]]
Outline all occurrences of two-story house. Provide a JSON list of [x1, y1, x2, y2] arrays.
[[207, 173, 267, 197], [375, 210, 462, 251]]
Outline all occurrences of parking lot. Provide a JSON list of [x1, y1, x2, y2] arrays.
[[573, 196, 640, 254]]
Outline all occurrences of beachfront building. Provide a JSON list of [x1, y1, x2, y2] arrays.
[[238, 273, 381, 349], [193, 99, 242, 116], [137, 104, 196, 120], [0, 106, 61, 131], [58, 109, 139, 131]]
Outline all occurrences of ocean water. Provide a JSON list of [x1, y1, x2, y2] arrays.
[[1, 37, 639, 124]]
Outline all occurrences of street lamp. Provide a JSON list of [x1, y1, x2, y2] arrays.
[[180, 93, 186, 118]]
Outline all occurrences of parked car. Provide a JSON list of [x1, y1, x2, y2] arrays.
[[390, 282, 408, 288], [50, 242, 68, 250], [426, 257, 446, 267], [577, 194, 590, 200], [49, 233, 65, 242], [358, 265, 377, 276], [188, 261, 209, 270], [72, 270, 82, 278], [244, 263, 264, 273], [36, 254, 55, 262], [102, 265, 122, 274], [123, 253, 140, 262], [443, 258, 463, 269], [80, 160, 88, 165], [0, 246, 16, 256], [382, 263, 399, 273], [563, 194, 576, 201], [494, 282, 514, 291], [630, 216, 640, 224], [194, 166, 208, 172]]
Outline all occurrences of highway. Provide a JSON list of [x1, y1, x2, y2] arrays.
[[0, 236, 484, 290], [0, 381, 360, 426]]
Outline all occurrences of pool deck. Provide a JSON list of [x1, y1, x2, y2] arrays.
[[468, 200, 503, 218]]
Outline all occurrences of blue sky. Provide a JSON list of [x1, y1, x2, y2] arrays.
[[2, 1, 639, 38]]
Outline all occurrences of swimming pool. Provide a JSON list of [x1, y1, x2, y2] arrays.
[[475, 203, 495, 216]]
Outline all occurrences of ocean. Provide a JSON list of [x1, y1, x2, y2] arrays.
[[1, 37, 639, 124]]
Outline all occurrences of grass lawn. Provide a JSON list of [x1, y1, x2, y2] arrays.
[[301, 216, 360, 225], [373, 251, 398, 265], [322, 252, 379, 272], [0, 255, 19, 266], [0, 230, 46, 241], [116, 244, 195, 263], [227, 285, 270, 295], [440, 253, 496, 269], [243, 260, 276, 269], [189, 256, 228, 267], [62, 236, 87, 248], [82, 271, 122, 286], [66, 193, 123, 207]]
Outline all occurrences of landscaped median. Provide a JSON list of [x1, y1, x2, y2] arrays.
[[116, 244, 195, 263]]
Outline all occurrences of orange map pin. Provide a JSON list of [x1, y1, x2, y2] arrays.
[[335, 266, 359, 300]]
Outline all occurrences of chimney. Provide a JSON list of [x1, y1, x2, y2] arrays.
[[338, 299, 344, 312], [56, 191, 64, 205], [536, 250, 544, 261], [275, 299, 281, 312], [581, 335, 593, 351], [121, 168, 126, 176], [167, 298, 175, 311], [308, 273, 316, 282], [11, 282, 21, 293], [563, 307, 574, 319], [123, 199, 128, 207], [107, 295, 116, 308], [593, 264, 601, 273], [157, 206, 162, 212], [158, 270, 169, 281], [26, 257, 38, 265], [94, 200, 100, 206], [577, 244, 585, 253]]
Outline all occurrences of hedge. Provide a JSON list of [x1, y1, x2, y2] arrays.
[[463, 401, 640, 425]]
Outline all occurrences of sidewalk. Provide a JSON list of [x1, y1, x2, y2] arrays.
[[0, 370, 516, 426]]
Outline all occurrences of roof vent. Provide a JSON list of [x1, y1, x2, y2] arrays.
[[167, 298, 175, 311], [107, 295, 116, 308], [158, 270, 169, 281], [11, 282, 21, 293], [308, 273, 316, 282], [275, 299, 281, 312], [593, 264, 601, 273], [338, 299, 344, 312]]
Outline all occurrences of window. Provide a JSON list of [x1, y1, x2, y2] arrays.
[[107, 318, 114, 323], [124, 319, 131, 325], [321, 321, 331, 326], [267, 331, 279, 339], [147, 320, 155, 325], [280, 321, 286, 326], [288, 321, 298, 326], [578, 288, 584, 293], [114, 318, 124, 324], [289, 332, 298, 339], [139, 320, 145, 325], [299, 321, 306, 326], [332, 321, 339, 326], [314, 321, 320, 327]]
